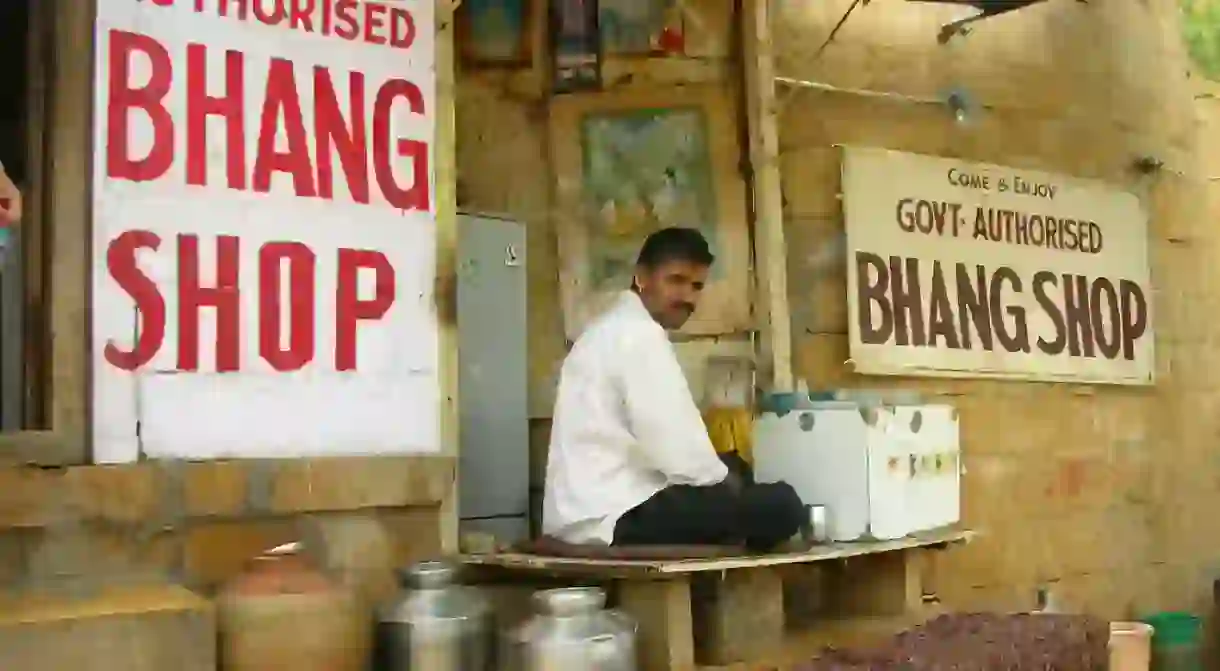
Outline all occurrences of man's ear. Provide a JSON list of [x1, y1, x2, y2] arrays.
[[631, 266, 649, 292]]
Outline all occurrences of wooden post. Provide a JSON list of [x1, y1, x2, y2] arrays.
[[617, 579, 696, 671], [742, 0, 794, 393], [0, 0, 94, 466], [47, 0, 93, 459], [19, 0, 50, 431], [825, 551, 926, 617], [692, 568, 785, 665], [435, 0, 460, 554]]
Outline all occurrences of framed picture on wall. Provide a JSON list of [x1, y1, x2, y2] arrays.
[[551, 0, 602, 92], [458, 0, 536, 66], [549, 87, 750, 338], [599, 0, 685, 56]]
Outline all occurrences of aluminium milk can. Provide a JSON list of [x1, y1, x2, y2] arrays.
[[503, 587, 638, 671], [373, 560, 495, 671]]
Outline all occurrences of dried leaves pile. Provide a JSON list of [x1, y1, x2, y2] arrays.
[[794, 613, 1110, 671]]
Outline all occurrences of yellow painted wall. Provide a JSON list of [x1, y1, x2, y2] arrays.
[[457, 0, 1220, 618], [454, 0, 749, 423], [778, 0, 1217, 616]]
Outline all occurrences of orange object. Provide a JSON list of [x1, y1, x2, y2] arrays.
[[1109, 621, 1152, 671], [217, 544, 369, 671]]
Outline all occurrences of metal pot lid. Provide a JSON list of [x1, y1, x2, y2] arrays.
[[535, 587, 606, 616], [399, 561, 457, 589]]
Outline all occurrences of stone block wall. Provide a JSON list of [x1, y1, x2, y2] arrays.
[[776, 0, 1220, 618], [0, 456, 454, 603]]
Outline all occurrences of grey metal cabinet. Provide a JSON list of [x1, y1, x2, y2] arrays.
[[457, 213, 529, 544]]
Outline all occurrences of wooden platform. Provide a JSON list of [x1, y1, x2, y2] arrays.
[[463, 527, 973, 577], [462, 527, 973, 670]]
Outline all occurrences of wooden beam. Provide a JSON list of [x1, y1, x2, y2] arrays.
[[435, 0, 460, 555], [460, 528, 975, 577], [741, 0, 794, 392], [44, 0, 93, 463], [0, 0, 92, 466], [20, 0, 50, 429], [0, 431, 82, 467]]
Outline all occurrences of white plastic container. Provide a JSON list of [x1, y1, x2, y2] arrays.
[[752, 401, 961, 541]]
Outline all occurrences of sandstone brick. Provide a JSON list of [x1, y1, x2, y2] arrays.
[[785, 214, 849, 337], [0, 531, 29, 589], [66, 465, 160, 524], [269, 455, 455, 514], [298, 509, 442, 604], [693, 568, 785, 665], [22, 524, 183, 590], [1052, 571, 1135, 620], [935, 525, 1022, 592], [792, 332, 853, 390], [301, 512, 398, 604], [183, 460, 248, 518], [0, 467, 56, 528], [936, 582, 1029, 614], [0, 585, 215, 671], [779, 147, 840, 219], [1033, 514, 1110, 580], [183, 518, 297, 589], [380, 509, 444, 564], [780, 94, 955, 157], [0, 465, 166, 529]]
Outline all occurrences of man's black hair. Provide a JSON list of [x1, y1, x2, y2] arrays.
[[635, 227, 715, 269]]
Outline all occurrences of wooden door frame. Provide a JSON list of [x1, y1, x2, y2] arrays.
[[0, 0, 92, 466]]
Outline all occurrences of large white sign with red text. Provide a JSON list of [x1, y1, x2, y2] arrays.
[[93, 0, 438, 463]]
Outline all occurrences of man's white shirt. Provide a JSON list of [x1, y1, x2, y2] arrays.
[[542, 291, 729, 544]]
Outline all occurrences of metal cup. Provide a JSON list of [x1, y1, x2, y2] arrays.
[[808, 504, 829, 543], [796, 504, 830, 545]]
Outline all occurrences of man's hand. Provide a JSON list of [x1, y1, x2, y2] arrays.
[[0, 168, 21, 225]]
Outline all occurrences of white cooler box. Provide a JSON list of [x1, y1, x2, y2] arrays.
[[753, 401, 961, 542]]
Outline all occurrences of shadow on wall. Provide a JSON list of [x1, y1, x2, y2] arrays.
[[773, 0, 1194, 149]]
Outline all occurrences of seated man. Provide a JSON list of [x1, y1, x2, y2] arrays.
[[543, 227, 805, 551]]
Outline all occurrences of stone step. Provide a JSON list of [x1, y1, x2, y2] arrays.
[[0, 584, 215, 671]]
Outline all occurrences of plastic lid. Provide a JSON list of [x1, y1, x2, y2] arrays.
[[399, 561, 457, 589], [535, 587, 606, 616], [1141, 612, 1201, 646]]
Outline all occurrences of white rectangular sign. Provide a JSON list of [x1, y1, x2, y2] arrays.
[[843, 147, 1154, 385], [93, 0, 439, 462]]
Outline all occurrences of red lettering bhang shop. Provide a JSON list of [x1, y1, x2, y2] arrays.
[[100, 18, 430, 375]]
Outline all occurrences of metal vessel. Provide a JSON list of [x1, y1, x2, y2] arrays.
[[373, 560, 495, 671], [218, 542, 368, 671], [806, 504, 830, 543], [504, 587, 637, 671]]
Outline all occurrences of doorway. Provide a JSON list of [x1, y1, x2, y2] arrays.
[[0, 0, 36, 431]]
